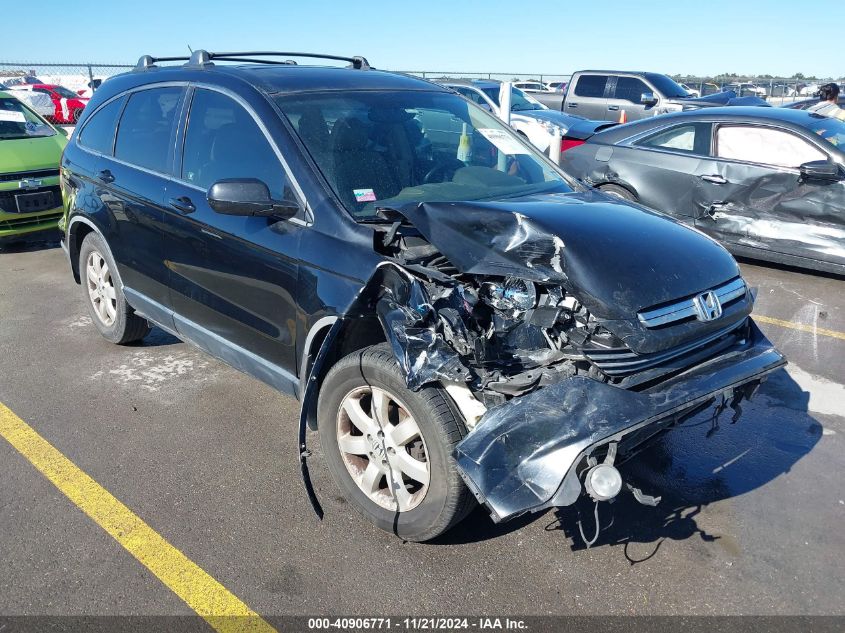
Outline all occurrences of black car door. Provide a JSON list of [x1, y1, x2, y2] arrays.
[[163, 86, 303, 396], [73, 86, 185, 324], [694, 122, 845, 267]]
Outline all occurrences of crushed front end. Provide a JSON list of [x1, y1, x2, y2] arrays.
[[368, 198, 787, 523]]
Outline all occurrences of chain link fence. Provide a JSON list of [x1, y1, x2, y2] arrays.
[[1, 61, 840, 107], [0, 62, 133, 93]]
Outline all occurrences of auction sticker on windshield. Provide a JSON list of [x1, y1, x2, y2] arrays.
[[477, 128, 531, 155], [0, 110, 26, 123], [354, 188, 377, 202]]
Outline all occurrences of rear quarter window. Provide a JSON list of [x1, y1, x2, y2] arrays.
[[114, 87, 183, 172], [635, 122, 712, 155], [78, 96, 125, 155]]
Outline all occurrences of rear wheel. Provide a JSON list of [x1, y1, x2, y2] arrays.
[[79, 232, 150, 344], [598, 183, 636, 201], [318, 344, 475, 541]]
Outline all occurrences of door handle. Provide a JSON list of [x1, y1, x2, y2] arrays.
[[567, 103, 578, 108], [700, 174, 727, 184], [608, 105, 620, 111], [97, 169, 114, 184], [168, 196, 196, 215]]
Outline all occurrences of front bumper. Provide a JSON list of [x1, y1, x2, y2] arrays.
[[0, 208, 63, 240], [453, 319, 785, 522]]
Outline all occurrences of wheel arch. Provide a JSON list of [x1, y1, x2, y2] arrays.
[[67, 216, 105, 284], [300, 313, 387, 431], [596, 180, 639, 201]]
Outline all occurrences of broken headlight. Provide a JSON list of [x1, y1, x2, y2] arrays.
[[482, 277, 537, 315]]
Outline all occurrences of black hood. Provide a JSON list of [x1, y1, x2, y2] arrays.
[[397, 190, 740, 321]]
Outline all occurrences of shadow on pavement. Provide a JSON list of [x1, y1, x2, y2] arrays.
[[435, 368, 821, 553], [128, 326, 182, 348], [0, 234, 62, 253]]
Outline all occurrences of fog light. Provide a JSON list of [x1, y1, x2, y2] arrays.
[[585, 464, 622, 501]]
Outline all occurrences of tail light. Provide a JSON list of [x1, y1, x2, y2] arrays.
[[560, 138, 585, 153]]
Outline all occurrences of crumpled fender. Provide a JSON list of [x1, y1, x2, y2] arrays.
[[454, 319, 786, 523], [296, 261, 470, 517]]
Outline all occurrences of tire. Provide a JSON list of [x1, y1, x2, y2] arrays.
[[79, 232, 150, 344], [598, 183, 636, 201], [317, 343, 475, 541]]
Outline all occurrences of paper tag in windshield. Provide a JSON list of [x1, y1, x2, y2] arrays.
[[353, 188, 377, 202], [477, 128, 531, 155], [0, 110, 26, 123]]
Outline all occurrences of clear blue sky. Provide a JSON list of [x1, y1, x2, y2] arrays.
[[2, 0, 842, 78]]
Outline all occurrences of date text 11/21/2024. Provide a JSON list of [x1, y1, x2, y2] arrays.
[[307, 617, 528, 630]]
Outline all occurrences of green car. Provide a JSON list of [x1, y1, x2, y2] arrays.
[[0, 91, 67, 245]]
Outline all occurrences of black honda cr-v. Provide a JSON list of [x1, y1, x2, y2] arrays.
[[60, 51, 785, 542]]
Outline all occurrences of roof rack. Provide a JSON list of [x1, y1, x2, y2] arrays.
[[134, 55, 192, 70], [135, 50, 370, 71]]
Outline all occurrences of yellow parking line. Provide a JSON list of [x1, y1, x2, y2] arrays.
[[0, 402, 276, 633], [755, 314, 845, 341]]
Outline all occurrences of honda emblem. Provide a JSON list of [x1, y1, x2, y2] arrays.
[[693, 290, 722, 322]]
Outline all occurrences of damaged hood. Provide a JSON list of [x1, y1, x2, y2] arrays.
[[397, 191, 740, 320]]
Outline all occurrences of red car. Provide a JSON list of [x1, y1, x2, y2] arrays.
[[9, 84, 89, 123]]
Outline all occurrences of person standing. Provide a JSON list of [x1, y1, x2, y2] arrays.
[[807, 83, 845, 120]]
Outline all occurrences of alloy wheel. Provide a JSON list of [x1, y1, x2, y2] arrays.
[[336, 385, 430, 512], [86, 250, 117, 327]]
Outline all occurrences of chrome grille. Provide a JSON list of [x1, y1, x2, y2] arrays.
[[584, 319, 747, 379], [0, 169, 60, 183], [637, 278, 747, 328]]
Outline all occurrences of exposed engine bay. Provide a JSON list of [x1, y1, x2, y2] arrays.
[[376, 226, 611, 405]]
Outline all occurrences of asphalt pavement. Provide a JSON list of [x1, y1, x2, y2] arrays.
[[0, 238, 842, 622]]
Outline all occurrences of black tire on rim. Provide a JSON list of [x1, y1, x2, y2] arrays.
[[78, 232, 150, 345], [317, 343, 475, 542], [598, 183, 637, 201]]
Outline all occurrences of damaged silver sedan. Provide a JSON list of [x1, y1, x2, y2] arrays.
[[560, 107, 845, 275], [279, 84, 786, 542]]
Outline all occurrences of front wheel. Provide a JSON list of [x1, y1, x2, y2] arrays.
[[317, 344, 475, 541]]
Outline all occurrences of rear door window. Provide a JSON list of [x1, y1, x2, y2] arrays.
[[636, 122, 712, 155], [114, 87, 183, 172], [612, 77, 650, 103], [573, 75, 608, 98], [181, 88, 291, 201], [716, 125, 826, 168], [78, 96, 125, 154]]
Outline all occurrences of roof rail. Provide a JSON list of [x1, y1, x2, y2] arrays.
[[136, 50, 371, 71], [200, 51, 370, 69]]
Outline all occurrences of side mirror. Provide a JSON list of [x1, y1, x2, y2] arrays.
[[799, 160, 841, 182], [640, 91, 658, 105], [207, 178, 299, 219]]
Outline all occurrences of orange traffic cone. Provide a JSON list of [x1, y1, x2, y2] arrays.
[[618, 109, 627, 124]]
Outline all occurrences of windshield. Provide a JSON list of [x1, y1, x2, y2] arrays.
[[481, 86, 545, 111], [275, 90, 572, 220], [805, 114, 845, 149], [645, 73, 691, 99], [0, 97, 55, 139], [52, 85, 79, 99]]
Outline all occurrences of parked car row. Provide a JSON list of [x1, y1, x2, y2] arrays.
[[440, 79, 610, 154], [560, 107, 845, 275], [7, 83, 89, 124]]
